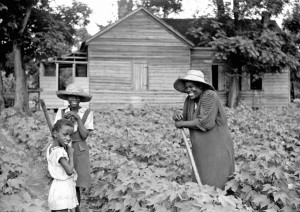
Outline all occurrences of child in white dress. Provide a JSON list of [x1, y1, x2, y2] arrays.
[[47, 119, 78, 212]]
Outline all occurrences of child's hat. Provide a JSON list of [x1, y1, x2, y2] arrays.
[[56, 83, 92, 102], [173, 69, 214, 93]]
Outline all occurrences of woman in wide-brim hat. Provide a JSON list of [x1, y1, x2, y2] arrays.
[[54, 83, 94, 212], [173, 70, 235, 189]]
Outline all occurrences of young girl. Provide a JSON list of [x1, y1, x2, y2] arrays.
[[47, 118, 78, 212], [54, 83, 93, 212]]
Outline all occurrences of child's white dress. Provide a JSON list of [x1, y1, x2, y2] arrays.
[[47, 145, 78, 210]]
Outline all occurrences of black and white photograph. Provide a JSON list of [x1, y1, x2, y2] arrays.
[[1, 0, 300, 211]]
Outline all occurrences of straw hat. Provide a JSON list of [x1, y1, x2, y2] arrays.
[[56, 83, 92, 102], [173, 70, 214, 93]]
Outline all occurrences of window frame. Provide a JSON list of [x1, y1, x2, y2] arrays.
[[250, 73, 263, 90], [211, 64, 226, 91]]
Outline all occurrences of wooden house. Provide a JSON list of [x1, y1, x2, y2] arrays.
[[39, 51, 90, 108], [39, 7, 290, 109]]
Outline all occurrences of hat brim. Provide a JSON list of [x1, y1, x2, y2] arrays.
[[56, 91, 92, 102], [173, 77, 214, 93]]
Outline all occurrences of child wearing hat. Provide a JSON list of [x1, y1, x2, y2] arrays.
[[173, 70, 235, 190], [54, 83, 93, 212]]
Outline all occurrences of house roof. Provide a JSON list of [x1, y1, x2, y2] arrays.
[[41, 51, 87, 64], [162, 17, 281, 45], [162, 18, 199, 45], [85, 7, 194, 47], [82, 7, 281, 49]]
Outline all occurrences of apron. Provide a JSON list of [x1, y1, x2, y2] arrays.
[[62, 108, 91, 188]]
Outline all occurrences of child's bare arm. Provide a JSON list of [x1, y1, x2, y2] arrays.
[[64, 111, 90, 139], [76, 118, 90, 139], [59, 157, 74, 176], [59, 146, 74, 176]]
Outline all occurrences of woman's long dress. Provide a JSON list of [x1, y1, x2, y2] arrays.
[[183, 90, 235, 189]]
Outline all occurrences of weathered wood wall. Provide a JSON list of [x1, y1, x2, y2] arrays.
[[190, 48, 228, 105], [190, 48, 290, 107], [39, 63, 89, 109], [39, 63, 63, 108], [190, 47, 214, 83], [88, 10, 191, 107], [239, 70, 290, 107], [39, 7, 291, 109]]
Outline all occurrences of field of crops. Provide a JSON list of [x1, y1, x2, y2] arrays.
[[1, 103, 300, 211]]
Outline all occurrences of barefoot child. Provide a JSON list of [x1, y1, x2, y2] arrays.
[[54, 83, 93, 212], [47, 118, 78, 212]]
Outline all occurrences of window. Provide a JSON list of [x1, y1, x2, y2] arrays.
[[211, 65, 225, 91], [58, 64, 73, 90], [250, 74, 262, 90], [44, 64, 55, 76], [212, 65, 218, 90], [76, 64, 87, 77]]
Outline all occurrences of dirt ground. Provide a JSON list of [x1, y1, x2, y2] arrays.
[[0, 127, 49, 211]]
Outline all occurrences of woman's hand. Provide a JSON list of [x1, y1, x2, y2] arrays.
[[175, 120, 184, 128], [173, 111, 183, 121]]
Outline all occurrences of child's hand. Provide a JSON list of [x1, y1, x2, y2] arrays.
[[173, 111, 183, 121], [66, 145, 74, 156], [64, 111, 80, 122]]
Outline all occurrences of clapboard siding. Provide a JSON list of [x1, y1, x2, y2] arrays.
[[88, 9, 190, 93], [89, 61, 132, 90], [94, 11, 188, 44], [39, 7, 291, 109], [191, 48, 290, 108], [74, 78, 89, 88], [89, 90, 228, 109], [89, 59, 189, 91], [239, 92, 290, 108], [40, 77, 56, 92], [90, 91, 185, 104], [39, 62, 90, 109], [148, 60, 189, 90], [239, 71, 290, 107], [40, 91, 89, 109], [190, 48, 216, 85], [89, 45, 190, 59], [90, 39, 187, 46]]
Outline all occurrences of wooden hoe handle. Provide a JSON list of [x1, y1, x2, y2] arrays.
[[180, 128, 202, 187], [40, 99, 53, 136]]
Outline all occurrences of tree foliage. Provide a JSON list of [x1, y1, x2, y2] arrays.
[[0, 0, 91, 114], [135, 0, 183, 18], [74, 28, 92, 50], [118, 0, 134, 19], [190, 0, 298, 73], [283, 3, 300, 34], [211, 29, 300, 74], [0, 0, 92, 62], [188, 0, 299, 107]]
